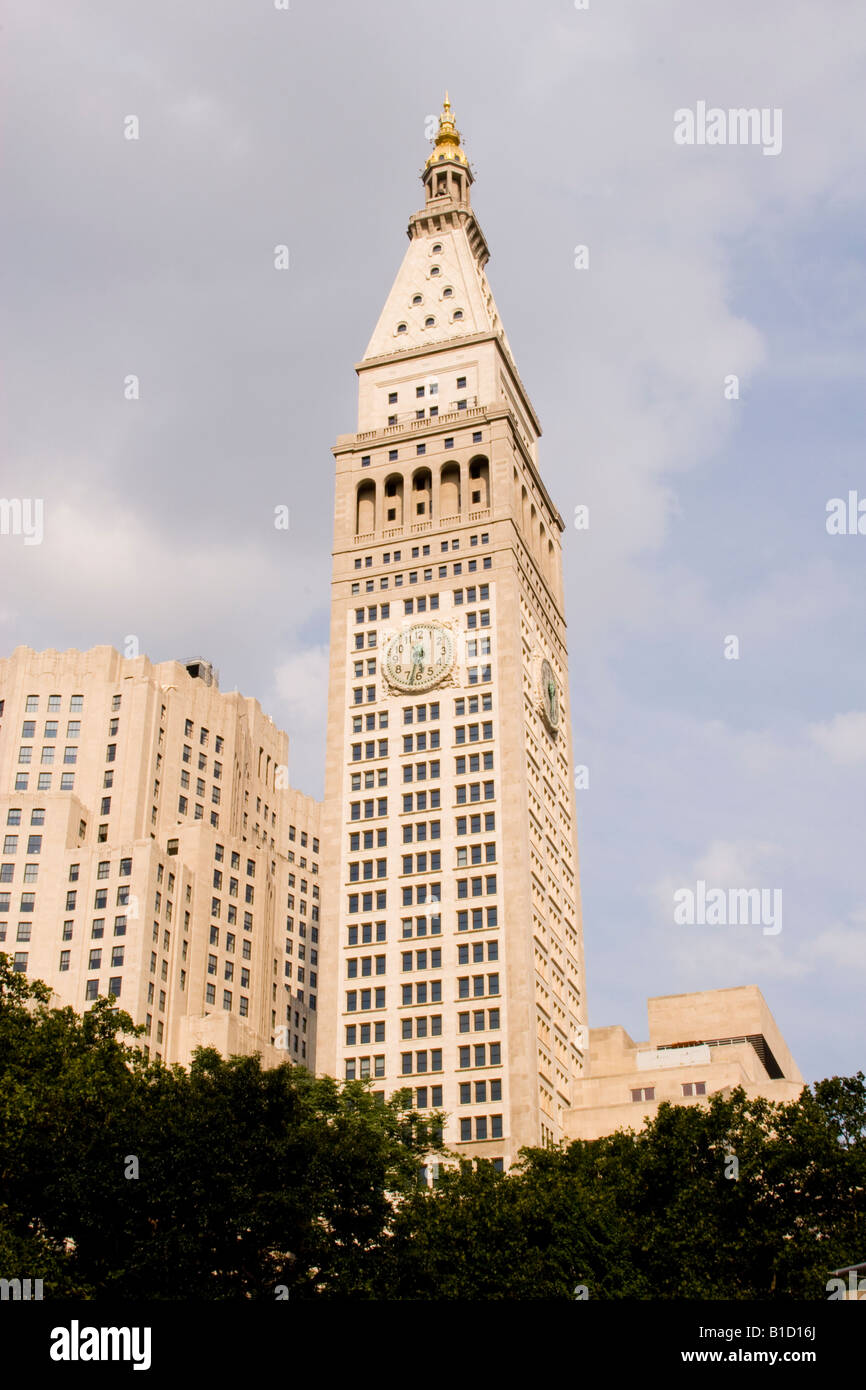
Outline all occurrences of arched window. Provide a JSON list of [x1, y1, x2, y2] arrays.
[[412, 294, 423, 306], [468, 456, 490, 509], [440, 463, 461, 517], [396, 322, 407, 334], [424, 316, 435, 328], [384, 474, 404, 526], [412, 468, 432, 518], [453, 309, 464, 321], [356, 480, 375, 534]]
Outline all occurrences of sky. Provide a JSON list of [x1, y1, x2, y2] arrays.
[[4, 0, 865, 1085]]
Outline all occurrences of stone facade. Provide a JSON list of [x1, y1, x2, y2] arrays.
[[0, 644, 321, 1069]]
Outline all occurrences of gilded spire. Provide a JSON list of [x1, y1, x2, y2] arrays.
[[426, 91, 469, 168]]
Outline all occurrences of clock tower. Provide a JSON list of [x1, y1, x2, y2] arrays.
[[319, 97, 587, 1165]]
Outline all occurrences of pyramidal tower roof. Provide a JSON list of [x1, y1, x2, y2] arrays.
[[362, 95, 515, 365]]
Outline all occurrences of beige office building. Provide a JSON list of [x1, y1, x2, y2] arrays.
[[318, 99, 587, 1166], [0, 644, 321, 1069], [567, 986, 804, 1141]]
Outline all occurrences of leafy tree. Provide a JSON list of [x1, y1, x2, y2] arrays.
[[0, 955, 439, 1298], [2, 955, 863, 1300], [376, 1084, 866, 1299]]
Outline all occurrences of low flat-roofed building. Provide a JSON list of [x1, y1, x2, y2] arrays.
[[566, 985, 804, 1141]]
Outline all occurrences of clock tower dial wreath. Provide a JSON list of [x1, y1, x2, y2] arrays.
[[382, 620, 457, 694]]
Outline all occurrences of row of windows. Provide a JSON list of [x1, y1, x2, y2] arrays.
[[458, 1010, 501, 1033], [22, 694, 89, 712], [352, 713, 389, 733], [401, 852, 441, 873], [355, 604, 390, 623], [181, 746, 221, 775], [381, 797, 497, 826], [211, 902, 256, 927], [460, 1079, 502, 1104], [402, 948, 442, 971], [350, 799, 389, 820], [13, 774, 75, 791], [402, 702, 439, 723], [455, 723, 493, 743], [345, 1020, 386, 1045], [204, 984, 248, 1014], [180, 772, 221, 799], [346, 987, 386, 1012], [455, 753, 494, 774], [401, 821, 439, 843], [211, 929, 253, 957], [401, 1050, 442, 1074], [402, 761, 440, 781], [456, 782, 496, 804], [348, 891, 388, 914], [350, 829, 389, 851], [402, 791, 440, 813], [286, 919, 319, 939], [345, 1056, 385, 1080], [456, 875, 498, 896], [347, 921, 387, 945], [401, 883, 440, 905], [18, 746, 80, 764], [351, 556, 492, 588], [83, 947, 125, 968], [351, 740, 390, 761], [182, 720, 224, 754], [456, 844, 497, 866], [355, 519, 486, 553], [402, 981, 441, 1006], [631, 1082, 707, 1102], [401, 914, 441, 937], [411, 1086, 442, 1109], [343, 993, 500, 1023], [455, 694, 493, 715], [3, 835, 42, 854], [178, 797, 220, 827], [457, 813, 496, 834], [207, 957, 252, 986], [347, 955, 386, 977], [386, 900, 500, 934], [349, 859, 388, 881], [459, 1042, 502, 1068], [402, 732, 440, 751], [459, 1115, 503, 1142], [402, 1013, 442, 1038], [20, 720, 83, 738]]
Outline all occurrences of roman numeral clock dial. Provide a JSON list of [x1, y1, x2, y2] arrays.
[[383, 621, 455, 693]]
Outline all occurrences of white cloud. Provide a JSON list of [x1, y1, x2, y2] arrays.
[[810, 711, 866, 765]]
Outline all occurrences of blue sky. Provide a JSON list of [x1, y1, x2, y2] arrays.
[[4, 0, 865, 1083]]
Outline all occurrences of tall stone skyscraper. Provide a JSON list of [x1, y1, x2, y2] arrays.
[[319, 98, 586, 1165]]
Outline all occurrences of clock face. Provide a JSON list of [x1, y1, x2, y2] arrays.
[[383, 622, 455, 692], [540, 658, 560, 732]]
